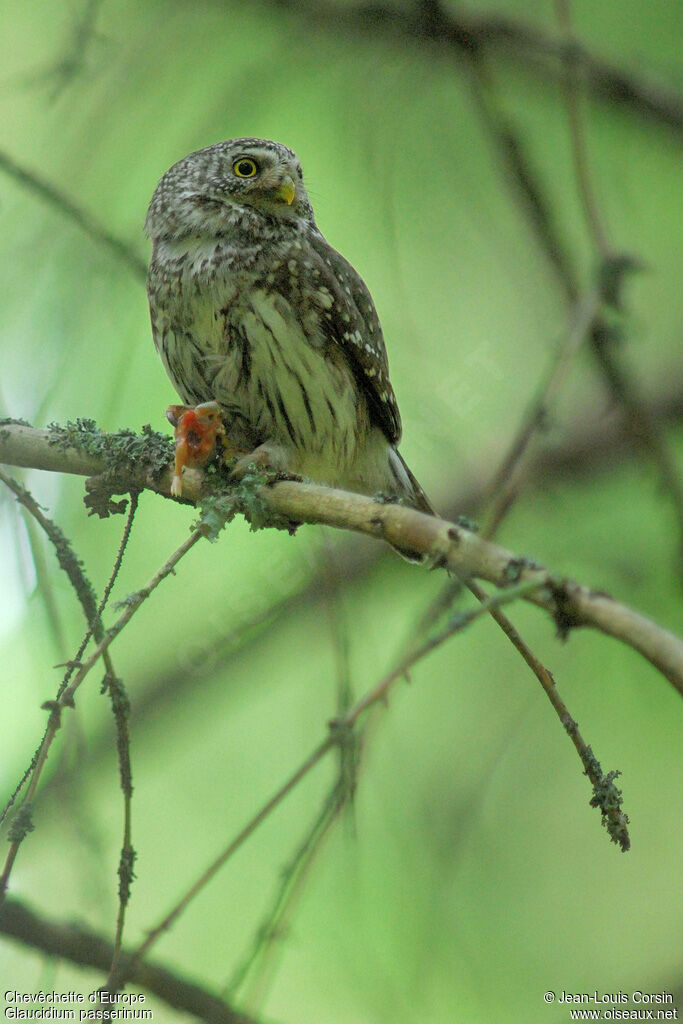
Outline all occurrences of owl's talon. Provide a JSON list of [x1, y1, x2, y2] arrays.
[[229, 442, 292, 483]]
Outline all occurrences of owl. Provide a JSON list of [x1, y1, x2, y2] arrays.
[[145, 138, 432, 513]]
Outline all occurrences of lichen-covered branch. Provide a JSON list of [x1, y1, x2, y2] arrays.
[[1, 419, 681, 693]]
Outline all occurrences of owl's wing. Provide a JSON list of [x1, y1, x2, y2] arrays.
[[306, 232, 402, 445]]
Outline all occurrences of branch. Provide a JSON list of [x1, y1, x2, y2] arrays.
[[0, 898, 259, 1024], [1, 420, 681, 693], [24, 387, 682, 798]]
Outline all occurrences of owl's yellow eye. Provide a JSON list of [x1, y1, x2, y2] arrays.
[[233, 158, 259, 178]]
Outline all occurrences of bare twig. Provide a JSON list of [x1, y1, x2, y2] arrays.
[[61, 528, 207, 709], [226, 546, 358, 1006], [225, 784, 344, 1004], [113, 736, 337, 991], [230, 552, 628, 1012], [0, 473, 136, 901], [466, 580, 629, 849], [99, 496, 139, 986], [0, 502, 201, 902]]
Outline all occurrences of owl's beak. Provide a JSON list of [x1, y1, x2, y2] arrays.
[[274, 175, 296, 205]]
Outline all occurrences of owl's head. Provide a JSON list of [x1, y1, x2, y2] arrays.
[[145, 138, 316, 241]]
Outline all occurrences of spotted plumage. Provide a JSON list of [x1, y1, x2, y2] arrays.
[[145, 137, 431, 511]]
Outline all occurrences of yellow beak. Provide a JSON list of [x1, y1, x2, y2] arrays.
[[275, 175, 296, 205]]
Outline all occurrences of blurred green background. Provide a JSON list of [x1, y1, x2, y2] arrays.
[[0, 1, 681, 1021]]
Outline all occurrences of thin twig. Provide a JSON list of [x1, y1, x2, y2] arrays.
[[61, 527, 207, 708], [226, 547, 357, 1005], [113, 736, 337, 991], [0, 508, 201, 902], [466, 580, 629, 849], [0, 705, 59, 897], [225, 785, 344, 1004], [99, 495, 139, 986], [97, 671, 136, 990], [0, 473, 133, 887], [345, 578, 546, 722]]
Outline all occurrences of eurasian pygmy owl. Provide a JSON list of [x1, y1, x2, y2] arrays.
[[145, 138, 432, 512]]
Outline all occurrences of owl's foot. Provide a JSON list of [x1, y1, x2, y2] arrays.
[[228, 441, 297, 484], [166, 401, 235, 497]]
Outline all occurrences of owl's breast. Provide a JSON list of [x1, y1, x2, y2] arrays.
[[211, 287, 369, 468], [148, 237, 245, 402], [149, 236, 372, 474]]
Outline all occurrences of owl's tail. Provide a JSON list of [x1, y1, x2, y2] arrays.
[[389, 448, 436, 517]]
